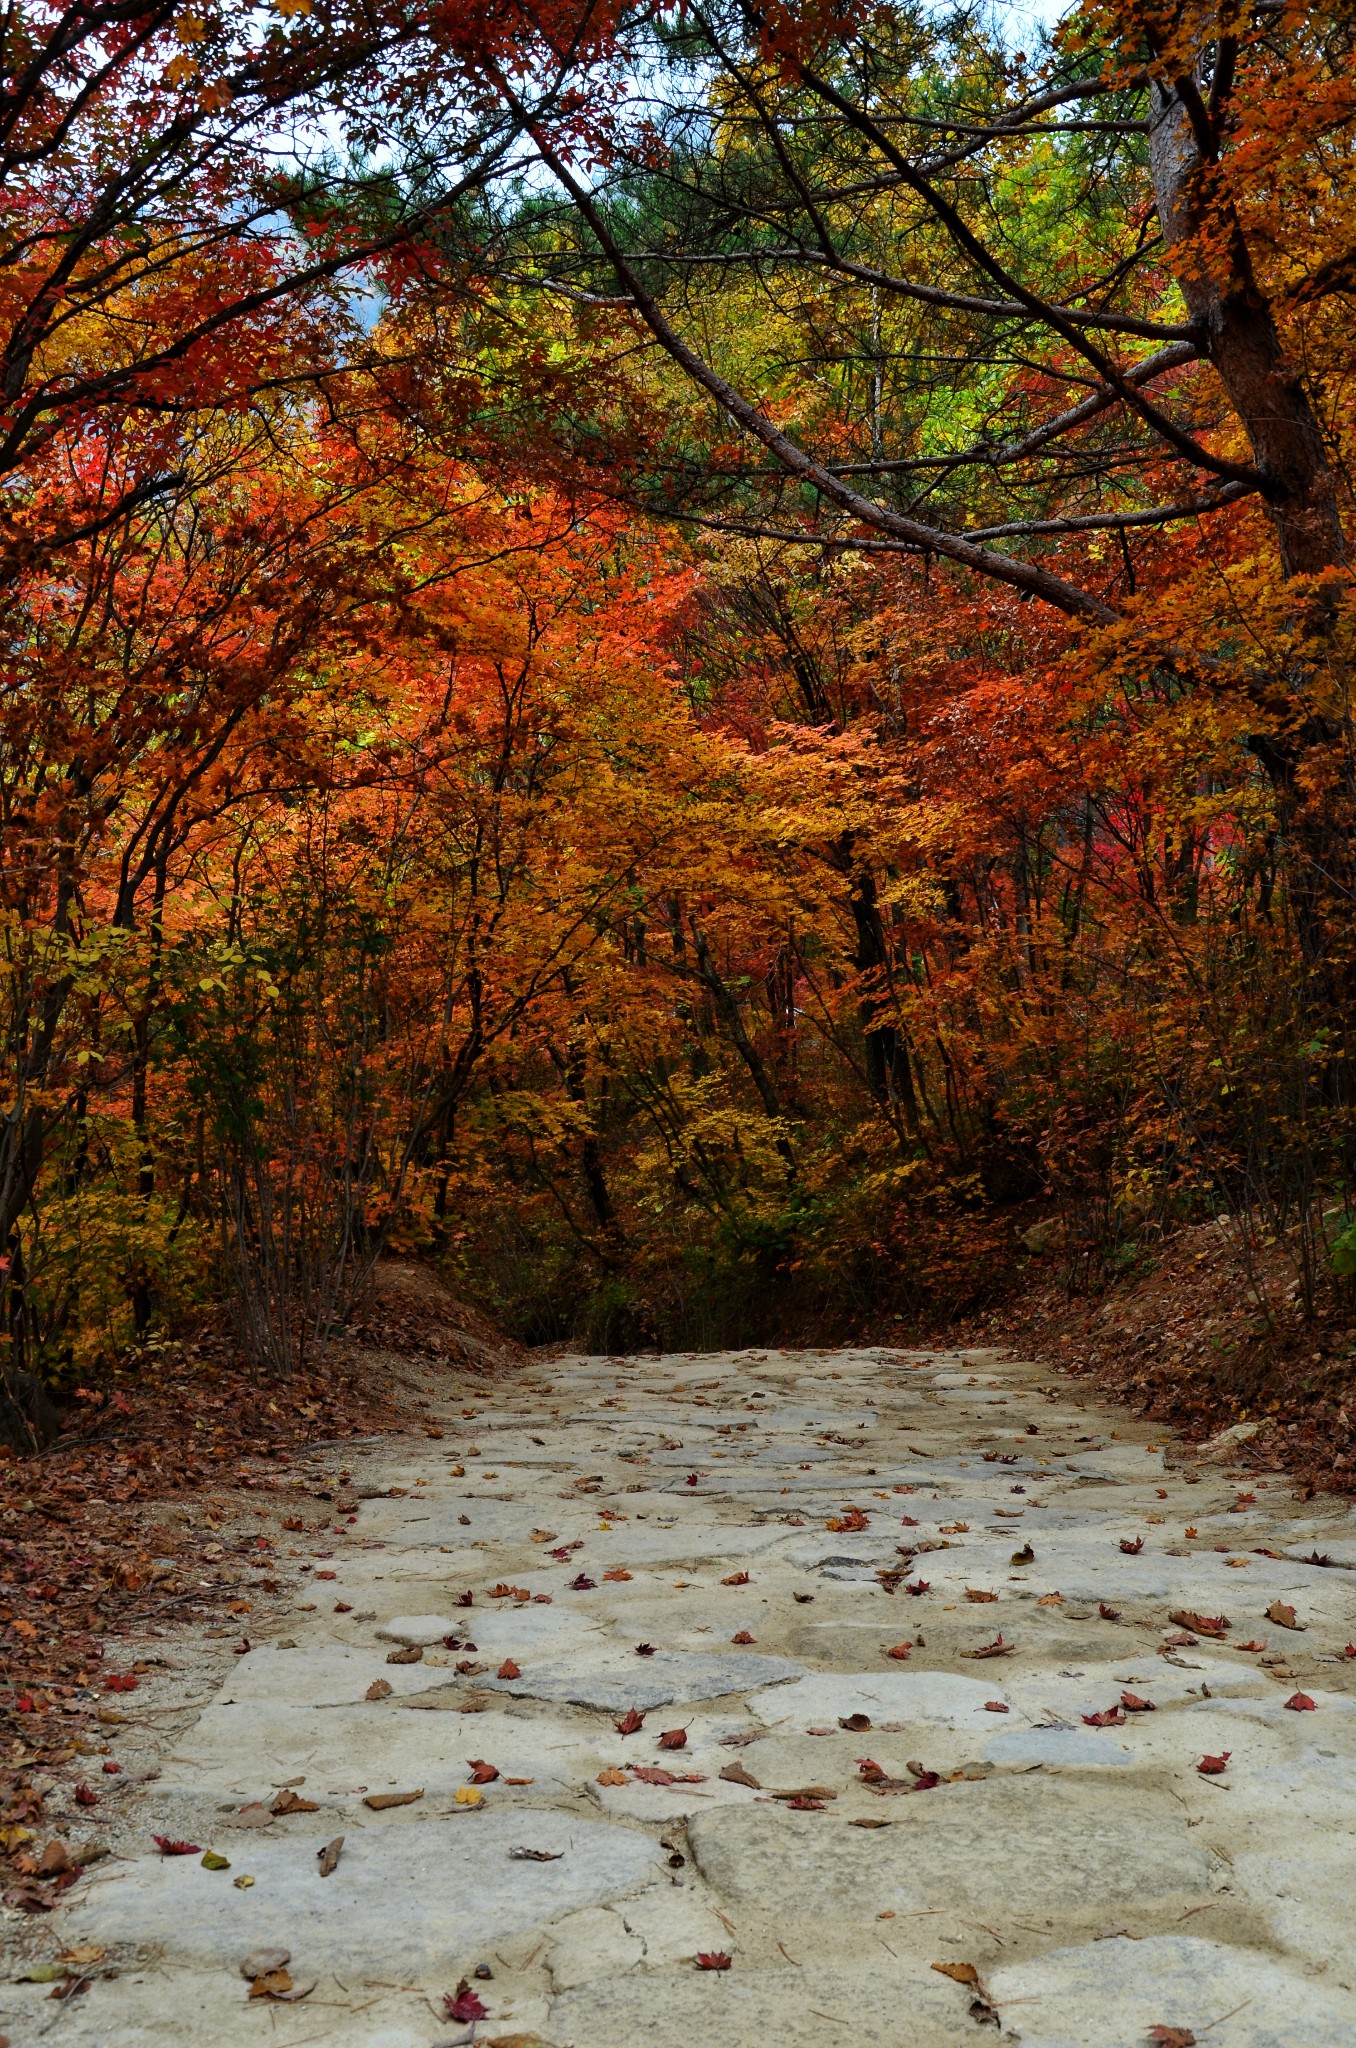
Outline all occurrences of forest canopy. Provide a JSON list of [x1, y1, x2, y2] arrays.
[[1, 0, 1353, 1427]]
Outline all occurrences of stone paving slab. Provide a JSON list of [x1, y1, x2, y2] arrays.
[[11, 1341, 1356, 2047]]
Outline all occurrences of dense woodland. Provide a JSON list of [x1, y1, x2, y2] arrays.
[[1, 0, 1354, 1434]]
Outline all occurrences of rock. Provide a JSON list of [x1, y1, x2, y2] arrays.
[[64, 1813, 661, 1974], [749, 1671, 1004, 1728], [546, 1905, 643, 1991], [1021, 1219, 1058, 1255], [990, 1933, 1355, 2045], [484, 1651, 804, 1713], [240, 1947, 290, 1980], [552, 1962, 972, 2046], [984, 1727, 1134, 1769], [686, 1780, 1211, 1926], [375, 1615, 460, 1646], [1198, 1421, 1262, 1461]]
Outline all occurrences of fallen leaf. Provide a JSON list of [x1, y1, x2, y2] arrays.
[[445, 1980, 489, 2021], [602, 1567, 632, 1582], [695, 1952, 732, 1970], [839, 1712, 872, 1731], [73, 1785, 98, 1808], [1010, 1543, 1034, 1564], [1266, 1600, 1303, 1630], [467, 1760, 500, 1783], [386, 1645, 423, 1665], [615, 1708, 645, 1735], [658, 1728, 687, 1750], [849, 1817, 892, 1828], [270, 1789, 319, 1815], [905, 1579, 931, 1596], [961, 1634, 1014, 1659], [531, 1530, 557, 1543], [363, 1789, 423, 1810], [721, 1570, 751, 1585], [1284, 1691, 1317, 1711], [1037, 1592, 1064, 1607], [1238, 1639, 1267, 1652], [1083, 1708, 1126, 1727], [931, 1961, 981, 1986], [596, 1768, 627, 1786], [365, 1679, 393, 1701], [497, 1659, 521, 1680], [249, 1968, 295, 2000], [1147, 2028, 1197, 2046], [1099, 1602, 1122, 1620], [454, 1785, 483, 1807], [1120, 1691, 1156, 1713], [241, 1948, 291, 1982], [200, 1850, 231, 1871], [569, 1574, 596, 1591], [1170, 1610, 1229, 1637], [939, 1522, 969, 1535], [1120, 1537, 1144, 1554], [719, 1762, 760, 1788], [983, 1701, 1009, 1713], [1197, 1752, 1231, 1775], [509, 1846, 563, 1861], [152, 1835, 200, 1856], [731, 1630, 756, 1644], [635, 1642, 657, 1656], [884, 1642, 912, 1660], [827, 1510, 869, 1532], [965, 1589, 997, 1603]]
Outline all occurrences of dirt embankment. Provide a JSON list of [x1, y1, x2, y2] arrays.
[[0, 1260, 522, 1914], [945, 1218, 1356, 1498]]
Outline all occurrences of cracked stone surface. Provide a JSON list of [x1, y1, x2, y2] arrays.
[[13, 1343, 1356, 2045]]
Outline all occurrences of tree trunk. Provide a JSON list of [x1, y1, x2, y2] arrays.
[[1147, 79, 1345, 580]]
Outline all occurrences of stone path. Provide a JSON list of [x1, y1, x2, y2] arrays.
[[13, 1345, 1356, 2046]]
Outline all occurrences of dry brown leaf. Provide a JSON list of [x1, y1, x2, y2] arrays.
[[931, 1961, 981, 1986], [1266, 1599, 1303, 1630], [269, 1789, 318, 1816], [248, 1969, 294, 2000], [363, 1789, 423, 1810], [365, 1679, 393, 1701], [317, 1836, 344, 1875]]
